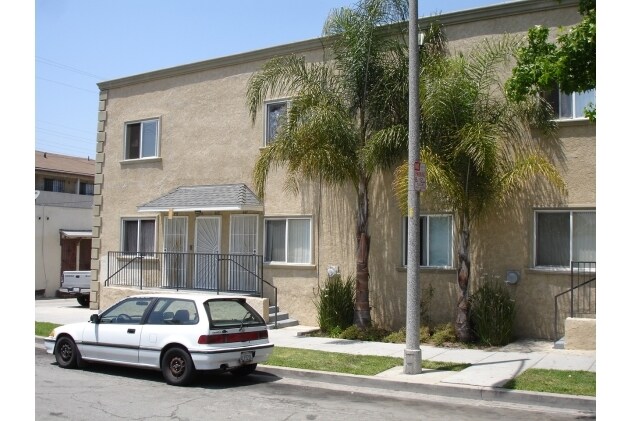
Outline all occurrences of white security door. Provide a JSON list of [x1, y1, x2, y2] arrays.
[[194, 217, 221, 289], [229, 215, 258, 292], [163, 217, 188, 288]]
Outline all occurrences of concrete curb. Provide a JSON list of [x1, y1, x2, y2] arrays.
[[257, 365, 596, 413]]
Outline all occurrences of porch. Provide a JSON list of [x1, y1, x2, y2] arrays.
[[104, 251, 297, 328]]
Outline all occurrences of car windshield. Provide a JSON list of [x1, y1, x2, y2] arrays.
[[204, 299, 265, 328]]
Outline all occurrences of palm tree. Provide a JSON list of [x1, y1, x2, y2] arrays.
[[246, 0, 412, 328], [393, 36, 566, 342]]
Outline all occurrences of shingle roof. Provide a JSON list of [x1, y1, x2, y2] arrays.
[[137, 184, 263, 212], [35, 150, 95, 177]]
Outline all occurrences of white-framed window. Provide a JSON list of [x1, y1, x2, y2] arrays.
[[535, 210, 595, 268], [124, 118, 159, 159], [264, 100, 288, 146], [122, 218, 156, 255], [544, 88, 595, 120], [403, 215, 453, 267], [264, 217, 312, 264]]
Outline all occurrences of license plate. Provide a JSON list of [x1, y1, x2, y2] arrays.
[[239, 351, 253, 364], [73, 288, 81, 292]]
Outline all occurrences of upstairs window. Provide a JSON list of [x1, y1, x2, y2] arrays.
[[265, 101, 288, 146], [44, 178, 65, 193], [403, 215, 453, 267], [79, 182, 94, 195], [264, 217, 311, 264], [122, 218, 156, 255], [535, 210, 595, 268], [544, 88, 595, 120], [125, 119, 159, 159]]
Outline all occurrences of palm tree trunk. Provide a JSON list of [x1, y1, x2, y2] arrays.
[[455, 223, 472, 342], [354, 176, 371, 328]]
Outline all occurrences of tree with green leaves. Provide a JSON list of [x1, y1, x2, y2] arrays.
[[393, 35, 566, 342], [506, 0, 596, 120], [246, 0, 414, 328]]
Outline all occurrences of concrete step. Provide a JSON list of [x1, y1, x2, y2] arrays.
[[554, 337, 565, 349], [267, 305, 299, 329]]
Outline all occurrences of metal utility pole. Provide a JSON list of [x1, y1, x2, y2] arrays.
[[404, 0, 422, 375]]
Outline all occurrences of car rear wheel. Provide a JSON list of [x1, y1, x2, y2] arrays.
[[230, 363, 257, 377], [161, 348, 195, 386], [55, 336, 79, 369], [77, 296, 89, 307]]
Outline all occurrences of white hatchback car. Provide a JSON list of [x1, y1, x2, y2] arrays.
[[44, 293, 274, 386]]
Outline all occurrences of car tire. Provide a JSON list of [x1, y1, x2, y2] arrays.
[[77, 296, 89, 307], [161, 348, 196, 386], [55, 336, 80, 369], [230, 363, 257, 377]]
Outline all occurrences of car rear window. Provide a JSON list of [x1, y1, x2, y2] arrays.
[[205, 299, 265, 328]]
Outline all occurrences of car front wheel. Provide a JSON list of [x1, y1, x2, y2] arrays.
[[55, 336, 79, 369], [230, 363, 257, 377], [161, 348, 195, 386]]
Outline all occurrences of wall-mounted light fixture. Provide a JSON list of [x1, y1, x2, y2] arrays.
[[327, 265, 339, 278], [506, 270, 520, 285]]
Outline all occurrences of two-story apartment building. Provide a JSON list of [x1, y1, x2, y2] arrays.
[[35, 150, 95, 297], [91, 0, 595, 340]]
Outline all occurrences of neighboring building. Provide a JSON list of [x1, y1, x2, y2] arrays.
[[92, 0, 595, 340], [35, 151, 95, 297]]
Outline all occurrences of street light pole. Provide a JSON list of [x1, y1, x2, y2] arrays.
[[404, 0, 422, 375]]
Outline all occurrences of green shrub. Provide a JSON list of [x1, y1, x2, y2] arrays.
[[469, 277, 516, 346], [339, 325, 389, 341], [314, 274, 355, 333], [431, 323, 457, 346], [382, 328, 406, 343]]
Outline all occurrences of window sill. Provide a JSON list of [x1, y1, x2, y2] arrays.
[[116, 254, 159, 261], [554, 118, 594, 127], [120, 157, 162, 165], [526, 267, 596, 275], [396, 266, 456, 274], [264, 263, 316, 270]]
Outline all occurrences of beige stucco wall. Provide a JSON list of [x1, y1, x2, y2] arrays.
[[35, 203, 92, 297], [92, 1, 594, 339]]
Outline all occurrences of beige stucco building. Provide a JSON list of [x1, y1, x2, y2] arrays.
[[91, 0, 595, 341]]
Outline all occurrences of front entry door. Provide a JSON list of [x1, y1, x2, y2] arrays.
[[163, 217, 187, 288], [194, 217, 220, 289], [229, 215, 258, 292]]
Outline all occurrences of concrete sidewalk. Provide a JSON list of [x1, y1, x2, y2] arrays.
[[35, 298, 596, 414]]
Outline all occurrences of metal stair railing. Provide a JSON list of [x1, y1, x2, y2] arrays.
[[554, 261, 596, 342]]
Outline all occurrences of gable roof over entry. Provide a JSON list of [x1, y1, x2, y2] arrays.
[[137, 184, 263, 213]]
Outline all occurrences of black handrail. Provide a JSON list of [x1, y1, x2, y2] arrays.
[[554, 261, 596, 342]]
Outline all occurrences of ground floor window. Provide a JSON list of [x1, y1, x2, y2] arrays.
[[264, 217, 311, 264], [403, 215, 453, 267], [122, 218, 156, 255], [535, 210, 595, 267]]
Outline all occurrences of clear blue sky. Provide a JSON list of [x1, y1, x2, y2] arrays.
[[34, 0, 501, 159]]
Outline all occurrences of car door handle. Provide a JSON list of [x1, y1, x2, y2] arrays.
[[127, 329, 136, 334]]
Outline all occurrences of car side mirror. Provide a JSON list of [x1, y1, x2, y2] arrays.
[[90, 314, 100, 324]]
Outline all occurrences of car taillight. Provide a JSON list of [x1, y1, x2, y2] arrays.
[[198, 329, 268, 344]]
